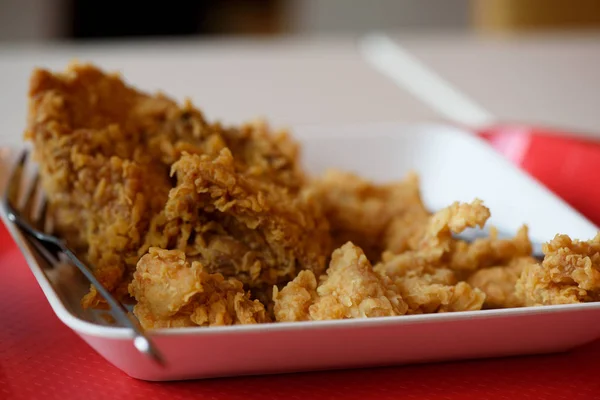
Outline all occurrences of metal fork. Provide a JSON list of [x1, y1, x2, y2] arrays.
[[3, 151, 165, 366]]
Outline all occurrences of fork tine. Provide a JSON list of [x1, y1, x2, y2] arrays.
[[22, 172, 40, 222], [30, 235, 60, 269], [36, 197, 49, 232], [29, 176, 57, 259], [5, 151, 27, 208]]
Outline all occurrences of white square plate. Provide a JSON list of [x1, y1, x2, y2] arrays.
[[1, 123, 599, 381]]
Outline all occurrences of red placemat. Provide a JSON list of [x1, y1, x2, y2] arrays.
[[1, 221, 600, 399], [480, 125, 600, 227]]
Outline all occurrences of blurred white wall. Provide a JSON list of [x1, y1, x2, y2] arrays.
[[284, 0, 470, 33]]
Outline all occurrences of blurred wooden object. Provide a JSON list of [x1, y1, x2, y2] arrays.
[[201, 0, 283, 35], [472, 0, 600, 32], [68, 0, 283, 39]]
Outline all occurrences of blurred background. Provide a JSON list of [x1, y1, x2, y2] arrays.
[[1, 0, 600, 42]]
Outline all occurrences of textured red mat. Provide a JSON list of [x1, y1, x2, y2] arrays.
[[1, 222, 600, 400]]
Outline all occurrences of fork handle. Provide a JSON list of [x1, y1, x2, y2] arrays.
[[57, 245, 165, 366], [11, 211, 165, 365]]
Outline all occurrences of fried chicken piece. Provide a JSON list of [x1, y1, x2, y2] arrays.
[[310, 243, 408, 320], [28, 63, 305, 189], [375, 251, 485, 314], [25, 63, 309, 306], [411, 198, 490, 251], [373, 249, 447, 280], [222, 119, 305, 192], [383, 210, 431, 255], [397, 278, 485, 314], [370, 200, 491, 314], [28, 123, 172, 306], [467, 256, 536, 308], [129, 248, 269, 328], [26, 66, 174, 300], [515, 234, 600, 306], [142, 149, 332, 290], [448, 226, 532, 272], [388, 198, 531, 274], [271, 270, 318, 322], [273, 242, 408, 322], [378, 199, 491, 273], [310, 169, 428, 261]]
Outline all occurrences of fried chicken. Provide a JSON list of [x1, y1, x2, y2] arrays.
[[372, 199, 492, 314], [25, 63, 317, 306], [515, 234, 600, 305], [394, 199, 530, 311], [375, 251, 485, 314], [377, 199, 491, 273], [467, 256, 536, 308], [310, 169, 429, 261], [130, 248, 269, 328], [384, 198, 531, 273], [24, 62, 600, 330], [272, 270, 318, 322], [449, 226, 532, 272], [142, 149, 331, 290], [396, 278, 485, 314], [26, 68, 174, 304], [411, 199, 490, 251], [273, 242, 408, 322]]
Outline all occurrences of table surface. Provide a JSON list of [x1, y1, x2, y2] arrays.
[[1, 31, 600, 147], [2, 32, 600, 399]]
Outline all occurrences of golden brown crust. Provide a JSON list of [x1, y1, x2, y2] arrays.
[[272, 270, 318, 322], [371, 200, 501, 314], [142, 149, 332, 289], [130, 248, 269, 328], [515, 234, 600, 305], [26, 63, 317, 307], [273, 242, 408, 322], [375, 251, 485, 314], [376, 199, 493, 275], [448, 226, 532, 272], [411, 199, 490, 252], [309, 169, 428, 261], [467, 256, 535, 308]]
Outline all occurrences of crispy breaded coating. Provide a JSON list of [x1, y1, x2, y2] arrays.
[[273, 243, 408, 322], [412, 198, 490, 251], [25, 63, 313, 306], [372, 200, 490, 314], [387, 199, 531, 273], [271, 271, 318, 322], [397, 279, 485, 314], [379, 199, 492, 273], [374, 249, 447, 280], [310, 169, 428, 261], [130, 248, 269, 328], [27, 65, 173, 303], [28, 64, 304, 189], [375, 251, 485, 314], [515, 234, 600, 306], [448, 226, 532, 272], [384, 209, 431, 255], [467, 257, 536, 308], [311, 243, 408, 319], [142, 149, 331, 290]]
